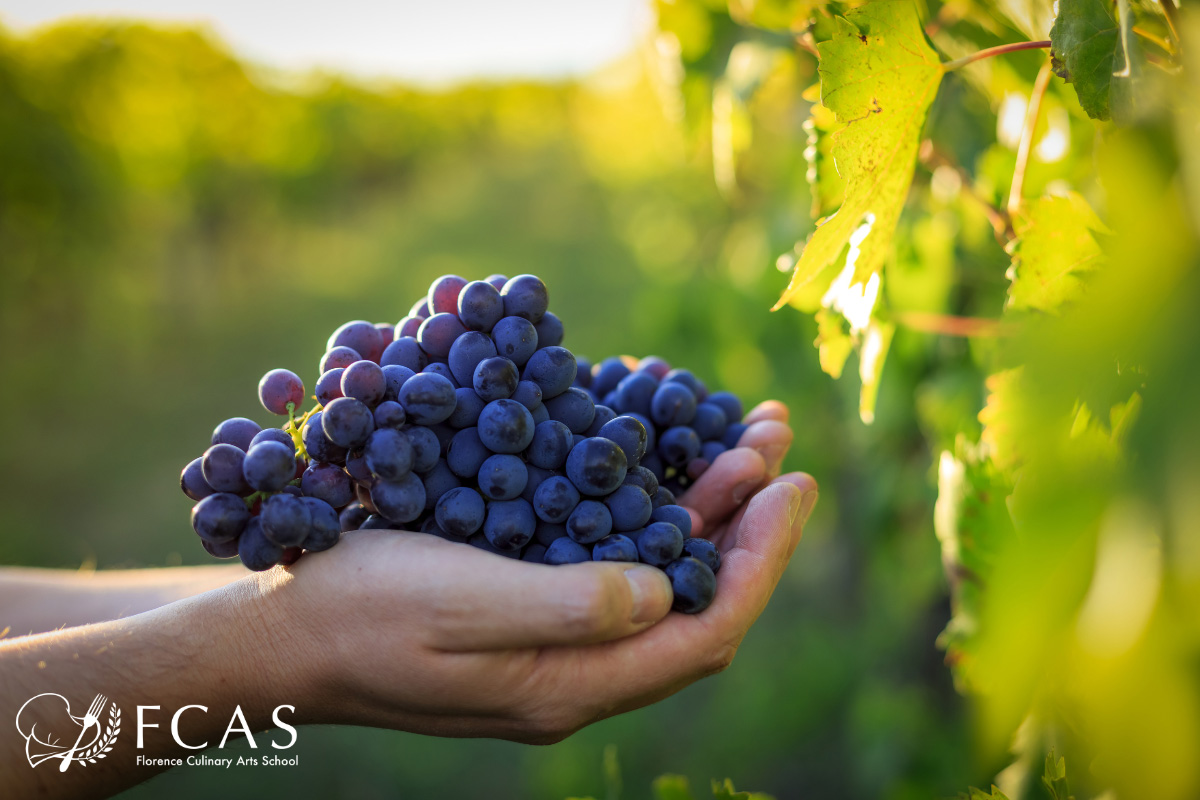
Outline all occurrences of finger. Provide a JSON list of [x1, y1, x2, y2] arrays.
[[677, 447, 766, 534], [742, 400, 789, 425], [540, 482, 807, 712], [710, 471, 817, 553], [426, 556, 674, 651], [736, 420, 793, 479]]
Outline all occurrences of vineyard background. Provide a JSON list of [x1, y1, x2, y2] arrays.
[[1, 0, 1197, 798]]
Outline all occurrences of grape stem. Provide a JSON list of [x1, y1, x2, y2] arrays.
[[893, 312, 1012, 338], [941, 40, 1051, 71], [1008, 59, 1053, 217], [1161, 0, 1181, 47], [917, 140, 1012, 243]]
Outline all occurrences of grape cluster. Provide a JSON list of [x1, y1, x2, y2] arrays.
[[180, 274, 749, 614]]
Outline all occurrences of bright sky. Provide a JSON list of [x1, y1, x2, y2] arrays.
[[2, 0, 649, 83]]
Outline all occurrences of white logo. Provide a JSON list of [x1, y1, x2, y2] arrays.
[[16, 693, 121, 771]]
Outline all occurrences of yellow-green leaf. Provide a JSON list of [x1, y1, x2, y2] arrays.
[[1006, 192, 1106, 313], [774, 0, 942, 310], [815, 308, 854, 378]]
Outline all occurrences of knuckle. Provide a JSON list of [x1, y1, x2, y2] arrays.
[[706, 638, 740, 674], [556, 576, 620, 638]]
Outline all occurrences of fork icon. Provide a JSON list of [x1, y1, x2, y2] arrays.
[[60, 694, 106, 772]]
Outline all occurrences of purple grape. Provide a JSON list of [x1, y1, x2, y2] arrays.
[[315, 368, 345, 406], [320, 346, 362, 374], [499, 274, 549, 323], [258, 369, 305, 416], [211, 417, 262, 452], [371, 472, 427, 524], [341, 360, 387, 407], [491, 316, 538, 367], [328, 320, 385, 364], [473, 357, 519, 402], [191, 492, 250, 543], [202, 443, 251, 494], [428, 274, 468, 314], [533, 311, 563, 347], [417, 313, 468, 359], [301, 461, 355, 507], [397, 372, 457, 425], [593, 534, 638, 562], [457, 280, 504, 331], [448, 330, 498, 386], [321, 396, 375, 449], [522, 346, 577, 399], [181, 457, 216, 501], [242, 441, 296, 492]]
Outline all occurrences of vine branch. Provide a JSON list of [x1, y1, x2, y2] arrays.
[[942, 40, 1051, 71], [918, 140, 1012, 243], [1008, 59, 1053, 217], [893, 312, 1012, 338]]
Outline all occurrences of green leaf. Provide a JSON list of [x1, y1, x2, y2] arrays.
[[711, 778, 776, 799], [814, 308, 853, 379], [857, 318, 894, 425], [1049, 0, 1137, 121], [803, 88, 846, 220], [1041, 749, 1074, 800], [994, 0, 1057, 39], [1006, 192, 1106, 313], [774, 0, 942, 309], [956, 786, 1012, 800], [652, 775, 696, 800]]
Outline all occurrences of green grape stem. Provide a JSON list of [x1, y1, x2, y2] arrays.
[[941, 40, 1051, 72]]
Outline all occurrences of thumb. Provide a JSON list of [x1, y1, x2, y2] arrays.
[[429, 559, 674, 651]]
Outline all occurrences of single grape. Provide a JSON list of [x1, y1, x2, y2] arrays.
[[397, 372, 457, 425], [211, 417, 262, 452], [410, 297, 431, 318], [181, 457, 216, 501], [585, 404, 617, 436], [302, 461, 355, 507], [447, 330, 498, 386], [242, 441, 296, 492], [371, 472, 427, 524], [477, 454, 528, 501], [532, 475, 581, 523], [458, 280, 504, 332], [530, 403, 550, 425], [374, 400, 406, 429], [477, 399, 536, 454], [658, 426, 701, 468], [566, 500, 612, 544], [321, 396, 375, 449], [201, 537, 241, 559], [341, 360, 387, 407], [662, 368, 701, 395], [533, 311, 564, 347], [664, 557, 717, 613], [238, 517, 283, 571], [344, 449, 375, 487], [261, 493, 312, 547], [339, 503, 370, 532], [428, 274, 468, 314], [604, 484, 653, 532], [445, 427, 490, 478], [380, 337, 428, 371], [544, 537, 590, 565], [574, 357, 593, 388], [681, 538, 721, 573], [359, 515, 395, 530], [419, 460, 461, 510], [691, 402, 728, 441], [469, 357, 516, 402], [250, 427, 296, 455], [500, 274, 549, 323], [320, 346, 362, 374], [417, 313, 467, 359], [258, 369, 305, 416], [544, 386, 595, 434], [705, 391, 743, 425], [722, 422, 748, 449], [590, 357, 631, 398], [650, 504, 693, 537], [435, 486, 486, 537], [522, 346, 576, 399], [597, 415, 648, 466], [327, 320, 385, 364], [593, 534, 638, 562], [525, 420, 573, 470], [445, 387, 484, 428], [405, 427, 440, 473], [484, 274, 509, 291], [300, 496, 341, 552], [652, 486, 676, 509], [396, 315, 423, 338], [651, 382, 697, 427], [636, 521, 684, 567], [421, 362, 458, 387], [375, 322, 395, 345], [626, 412, 656, 454], [281, 485, 304, 497], [637, 356, 671, 380], [613, 371, 658, 418], [302, 411, 348, 465], [521, 464, 554, 504], [381, 365, 414, 402], [511, 380, 543, 411], [622, 465, 659, 497], [191, 493, 250, 543], [202, 443, 251, 494], [701, 440, 727, 463], [491, 316, 538, 367], [483, 498, 536, 551], [565, 436, 627, 496], [364, 427, 415, 481]]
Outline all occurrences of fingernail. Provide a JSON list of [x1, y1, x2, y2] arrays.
[[756, 444, 786, 475], [732, 477, 760, 505], [626, 566, 671, 623], [798, 490, 818, 528]]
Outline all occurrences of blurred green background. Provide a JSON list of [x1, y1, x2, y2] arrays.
[[1, 14, 992, 800]]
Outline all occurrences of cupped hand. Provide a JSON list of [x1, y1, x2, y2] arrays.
[[254, 400, 817, 743]]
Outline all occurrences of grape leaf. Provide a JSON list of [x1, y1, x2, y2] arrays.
[[995, 0, 1056, 39], [653, 775, 696, 800], [957, 786, 1012, 800], [774, 0, 943, 310], [711, 778, 775, 800], [803, 86, 846, 219], [1041, 750, 1074, 800], [814, 308, 854, 378], [1005, 192, 1106, 313], [1049, 0, 1136, 121]]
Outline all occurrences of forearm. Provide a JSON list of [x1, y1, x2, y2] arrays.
[[0, 573, 294, 800], [0, 565, 246, 637]]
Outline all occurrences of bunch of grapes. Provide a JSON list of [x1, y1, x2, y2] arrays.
[[181, 274, 750, 614]]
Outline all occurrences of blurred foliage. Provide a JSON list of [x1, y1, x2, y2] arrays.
[[2, 0, 1197, 797]]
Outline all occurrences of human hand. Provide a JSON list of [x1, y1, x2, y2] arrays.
[[251, 400, 817, 743]]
